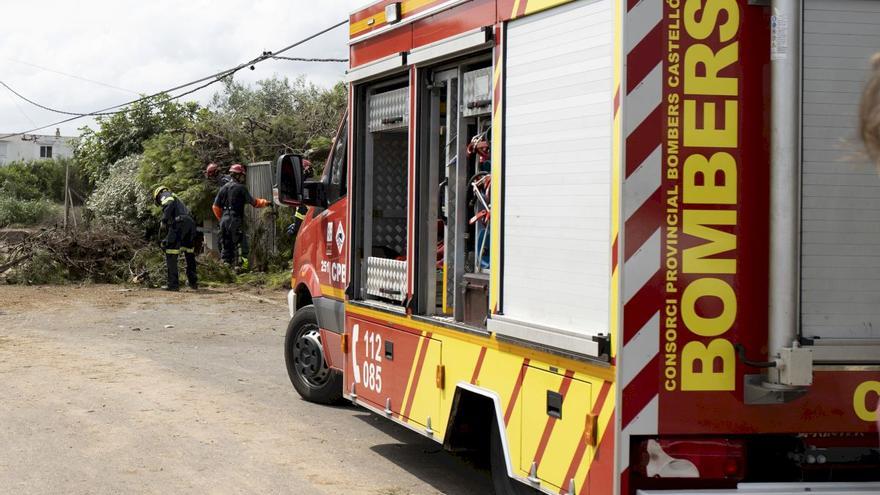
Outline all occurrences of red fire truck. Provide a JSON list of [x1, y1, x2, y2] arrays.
[[274, 0, 880, 493]]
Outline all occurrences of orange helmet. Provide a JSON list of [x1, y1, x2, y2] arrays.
[[205, 162, 219, 178]]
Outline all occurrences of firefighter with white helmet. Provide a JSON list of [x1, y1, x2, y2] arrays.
[[153, 185, 198, 291], [211, 163, 271, 268]]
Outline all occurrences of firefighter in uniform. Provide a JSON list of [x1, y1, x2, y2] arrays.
[[204, 162, 244, 259], [153, 186, 198, 291], [212, 164, 271, 267]]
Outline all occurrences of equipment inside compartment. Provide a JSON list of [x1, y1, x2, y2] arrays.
[[417, 61, 493, 326]]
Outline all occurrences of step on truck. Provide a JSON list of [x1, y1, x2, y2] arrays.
[[273, 0, 880, 493]]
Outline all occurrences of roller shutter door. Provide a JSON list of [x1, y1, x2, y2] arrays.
[[497, 0, 613, 345], [801, 0, 880, 340]]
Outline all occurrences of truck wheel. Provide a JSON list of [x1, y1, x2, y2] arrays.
[[284, 305, 343, 404], [490, 419, 541, 495]]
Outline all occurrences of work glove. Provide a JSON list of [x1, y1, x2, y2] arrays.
[[286, 223, 297, 237], [160, 239, 169, 249], [254, 198, 270, 208]]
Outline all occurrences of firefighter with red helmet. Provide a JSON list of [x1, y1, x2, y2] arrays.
[[204, 162, 236, 259], [153, 186, 198, 291], [205, 162, 233, 187], [211, 163, 271, 267]]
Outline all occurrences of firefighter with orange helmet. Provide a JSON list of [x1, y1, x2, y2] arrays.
[[211, 163, 271, 267], [205, 162, 233, 187]]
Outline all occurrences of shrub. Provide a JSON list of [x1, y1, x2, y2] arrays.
[[86, 155, 157, 234], [0, 197, 58, 227], [0, 158, 87, 202]]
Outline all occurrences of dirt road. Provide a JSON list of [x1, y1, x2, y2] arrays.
[[0, 285, 492, 494]]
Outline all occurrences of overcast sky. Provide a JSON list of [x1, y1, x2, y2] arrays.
[[0, 0, 364, 137]]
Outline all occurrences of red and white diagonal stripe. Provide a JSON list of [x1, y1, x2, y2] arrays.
[[617, 0, 663, 491]]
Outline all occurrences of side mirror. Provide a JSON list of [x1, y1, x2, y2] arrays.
[[274, 154, 304, 206], [273, 153, 327, 208]]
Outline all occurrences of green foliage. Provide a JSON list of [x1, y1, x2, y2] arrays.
[[207, 76, 346, 169], [68, 75, 347, 278], [138, 133, 213, 219], [4, 249, 68, 285], [75, 97, 199, 184], [0, 158, 87, 203], [0, 197, 58, 227], [236, 269, 292, 290], [75, 76, 346, 225], [197, 256, 237, 285], [86, 155, 156, 233]]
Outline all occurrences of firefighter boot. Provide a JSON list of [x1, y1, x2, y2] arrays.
[[184, 252, 198, 290], [164, 253, 180, 291]]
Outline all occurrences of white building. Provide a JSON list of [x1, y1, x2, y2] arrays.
[[0, 129, 77, 165]]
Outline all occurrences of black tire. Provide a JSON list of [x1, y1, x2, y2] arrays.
[[284, 305, 343, 404], [490, 419, 541, 495]]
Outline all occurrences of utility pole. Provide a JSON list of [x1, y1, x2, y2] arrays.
[[63, 160, 70, 230]]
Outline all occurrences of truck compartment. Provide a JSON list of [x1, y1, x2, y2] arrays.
[[800, 0, 880, 349], [357, 84, 410, 306]]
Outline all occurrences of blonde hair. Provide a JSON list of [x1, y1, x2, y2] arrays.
[[860, 53, 880, 165]]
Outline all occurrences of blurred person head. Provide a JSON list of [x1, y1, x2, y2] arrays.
[[859, 53, 880, 166]]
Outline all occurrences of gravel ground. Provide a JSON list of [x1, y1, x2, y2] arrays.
[[0, 285, 492, 495]]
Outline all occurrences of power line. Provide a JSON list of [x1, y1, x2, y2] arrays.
[[0, 73, 233, 140], [0, 81, 117, 117], [2, 57, 140, 95], [0, 19, 348, 140], [271, 56, 348, 63], [2, 52, 350, 117], [1, 87, 38, 128]]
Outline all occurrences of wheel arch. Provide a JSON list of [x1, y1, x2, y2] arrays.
[[294, 282, 313, 311], [445, 382, 517, 480]]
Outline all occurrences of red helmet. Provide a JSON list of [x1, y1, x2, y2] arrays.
[[205, 162, 219, 178], [302, 159, 312, 171], [229, 163, 246, 175]]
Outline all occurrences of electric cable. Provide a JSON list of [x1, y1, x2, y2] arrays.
[[1, 87, 38, 128], [0, 81, 118, 117], [0, 19, 348, 140], [271, 56, 348, 63], [733, 343, 777, 368], [0, 73, 234, 140], [3, 57, 139, 95]]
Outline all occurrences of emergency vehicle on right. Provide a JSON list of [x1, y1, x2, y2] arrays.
[[276, 0, 880, 493]]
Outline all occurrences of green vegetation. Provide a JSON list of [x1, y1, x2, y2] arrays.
[[0, 157, 85, 227], [0, 197, 58, 227], [0, 157, 88, 203], [1, 75, 345, 287]]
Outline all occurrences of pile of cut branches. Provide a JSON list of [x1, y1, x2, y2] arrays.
[[0, 227, 143, 284], [0, 227, 237, 286]]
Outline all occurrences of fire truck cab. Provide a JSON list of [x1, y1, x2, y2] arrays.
[[276, 0, 880, 493]]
